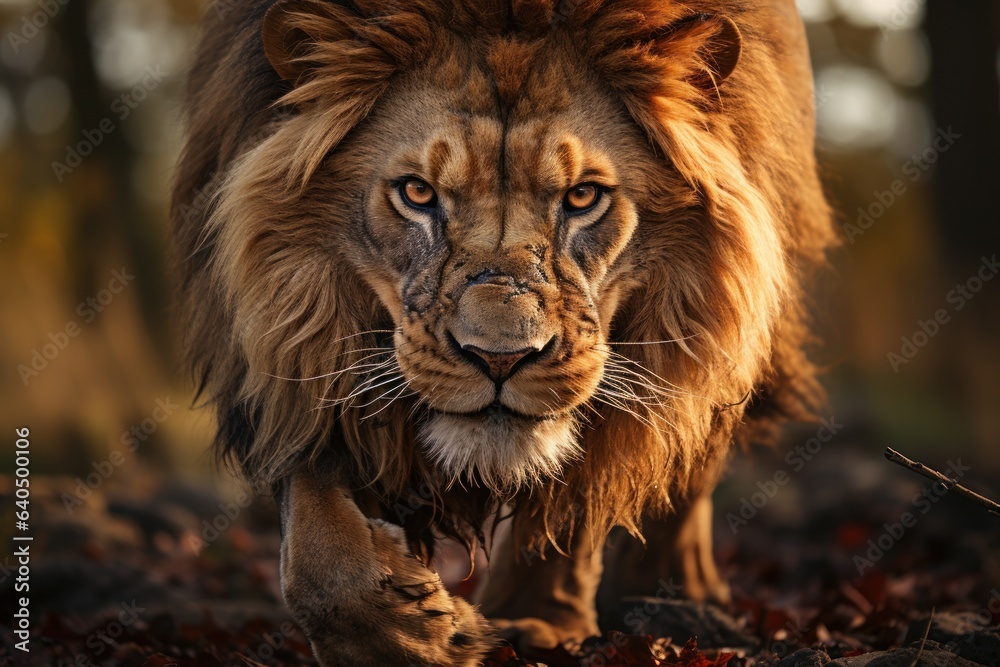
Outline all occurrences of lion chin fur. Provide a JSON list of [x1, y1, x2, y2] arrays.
[[421, 412, 581, 494], [171, 0, 837, 556]]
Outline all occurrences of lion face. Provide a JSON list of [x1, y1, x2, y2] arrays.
[[336, 56, 651, 487], [190, 0, 831, 538]]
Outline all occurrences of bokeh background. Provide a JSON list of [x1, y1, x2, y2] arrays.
[[0, 0, 998, 661]]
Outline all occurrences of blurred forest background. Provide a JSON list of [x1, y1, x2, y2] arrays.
[[2, 0, 997, 482], [0, 0, 998, 536]]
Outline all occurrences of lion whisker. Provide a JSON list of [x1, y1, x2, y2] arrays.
[[602, 333, 701, 346], [311, 373, 406, 413], [577, 401, 602, 425], [590, 394, 658, 430], [602, 359, 680, 386], [600, 370, 698, 425], [361, 381, 416, 420], [604, 356, 728, 412], [274, 355, 396, 383], [346, 360, 399, 376], [332, 346, 396, 359], [604, 352, 690, 393], [406, 388, 431, 421], [353, 365, 406, 388], [600, 369, 674, 401], [352, 379, 412, 410], [602, 367, 684, 400], [595, 373, 684, 432], [598, 377, 661, 407], [326, 329, 398, 346], [603, 357, 714, 410], [318, 359, 398, 385], [573, 405, 595, 428], [352, 370, 406, 396], [317, 358, 405, 405], [594, 393, 680, 433], [598, 387, 661, 411], [320, 376, 404, 408]]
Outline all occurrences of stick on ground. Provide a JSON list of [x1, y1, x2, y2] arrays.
[[909, 607, 934, 667], [885, 448, 1000, 518]]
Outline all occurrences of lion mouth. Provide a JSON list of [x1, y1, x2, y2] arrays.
[[433, 401, 558, 423]]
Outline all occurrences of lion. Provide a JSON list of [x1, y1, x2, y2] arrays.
[[171, 0, 835, 664]]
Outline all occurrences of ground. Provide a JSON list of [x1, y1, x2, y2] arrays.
[[1, 438, 997, 666]]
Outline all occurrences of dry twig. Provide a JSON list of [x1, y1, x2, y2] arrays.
[[885, 448, 1000, 518], [909, 607, 934, 667]]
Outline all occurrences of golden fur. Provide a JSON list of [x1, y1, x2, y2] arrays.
[[173, 0, 833, 567]]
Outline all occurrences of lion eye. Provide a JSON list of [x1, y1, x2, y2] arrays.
[[401, 179, 437, 209], [564, 184, 601, 213]]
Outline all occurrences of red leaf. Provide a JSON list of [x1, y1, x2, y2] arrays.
[[483, 645, 541, 667], [663, 638, 735, 667]]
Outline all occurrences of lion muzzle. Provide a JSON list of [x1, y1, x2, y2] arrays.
[[446, 277, 557, 384]]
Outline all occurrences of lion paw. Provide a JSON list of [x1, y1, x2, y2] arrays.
[[368, 519, 496, 665], [490, 616, 594, 655], [293, 518, 495, 667]]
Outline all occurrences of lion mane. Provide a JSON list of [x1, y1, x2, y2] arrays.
[[172, 0, 835, 554]]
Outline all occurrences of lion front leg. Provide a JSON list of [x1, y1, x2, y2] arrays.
[[597, 493, 731, 618], [475, 516, 603, 653], [277, 469, 495, 667]]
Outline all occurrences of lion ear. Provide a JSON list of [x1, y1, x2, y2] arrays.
[[657, 13, 743, 90], [262, 0, 355, 83]]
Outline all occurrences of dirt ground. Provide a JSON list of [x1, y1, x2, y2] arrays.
[[1, 438, 998, 666]]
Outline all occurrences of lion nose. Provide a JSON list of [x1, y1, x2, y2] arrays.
[[448, 334, 551, 384]]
